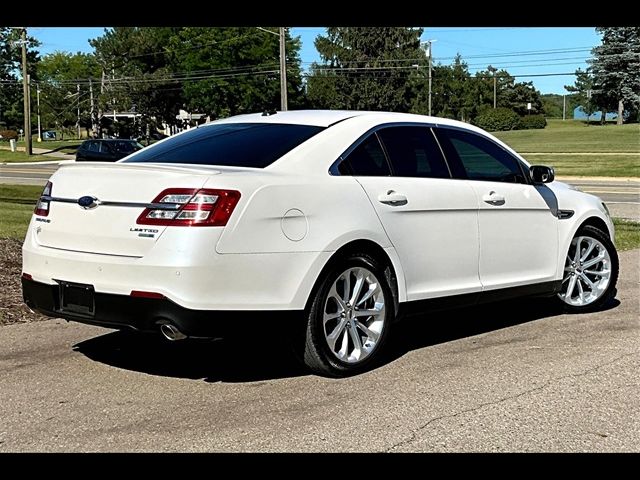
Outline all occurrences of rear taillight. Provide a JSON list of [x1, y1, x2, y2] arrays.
[[136, 188, 241, 227], [34, 181, 53, 217]]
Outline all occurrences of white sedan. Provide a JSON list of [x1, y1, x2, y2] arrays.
[[22, 110, 619, 376]]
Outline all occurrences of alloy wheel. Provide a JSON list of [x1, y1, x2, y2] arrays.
[[558, 235, 612, 307], [322, 267, 386, 364]]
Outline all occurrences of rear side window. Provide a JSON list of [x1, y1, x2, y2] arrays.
[[338, 134, 391, 176], [435, 128, 527, 183], [377, 126, 450, 178], [124, 123, 325, 168]]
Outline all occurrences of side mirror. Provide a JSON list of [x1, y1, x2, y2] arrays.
[[530, 165, 555, 184]]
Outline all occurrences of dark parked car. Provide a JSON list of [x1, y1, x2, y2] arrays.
[[76, 139, 144, 162]]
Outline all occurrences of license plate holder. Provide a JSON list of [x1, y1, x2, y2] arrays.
[[58, 281, 95, 316]]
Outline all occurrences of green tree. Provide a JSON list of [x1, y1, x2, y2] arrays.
[[306, 27, 426, 112], [565, 68, 599, 121], [500, 81, 543, 116], [589, 27, 640, 124], [90, 27, 184, 136], [414, 54, 477, 121], [37, 52, 101, 137], [169, 27, 305, 119], [0, 28, 40, 131]]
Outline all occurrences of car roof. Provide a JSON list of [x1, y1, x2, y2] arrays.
[[210, 109, 473, 129], [84, 139, 137, 142]]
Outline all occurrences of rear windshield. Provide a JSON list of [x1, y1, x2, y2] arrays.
[[123, 123, 325, 168]]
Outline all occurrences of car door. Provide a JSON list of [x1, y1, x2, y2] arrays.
[[98, 142, 118, 161], [336, 126, 481, 301], [434, 127, 558, 290], [83, 141, 100, 161]]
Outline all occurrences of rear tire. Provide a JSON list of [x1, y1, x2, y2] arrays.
[[557, 225, 619, 313], [302, 252, 394, 377]]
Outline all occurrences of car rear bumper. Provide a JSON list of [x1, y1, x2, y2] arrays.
[[22, 229, 333, 310], [22, 277, 302, 338]]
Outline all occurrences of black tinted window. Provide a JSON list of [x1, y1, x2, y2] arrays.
[[114, 141, 140, 153], [338, 134, 391, 176], [89, 141, 101, 153], [124, 123, 324, 168], [377, 127, 449, 178], [435, 128, 527, 183]]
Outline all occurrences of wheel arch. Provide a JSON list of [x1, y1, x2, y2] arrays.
[[577, 216, 611, 239], [556, 210, 614, 279], [303, 239, 405, 315]]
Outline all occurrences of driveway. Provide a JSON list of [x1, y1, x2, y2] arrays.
[[0, 250, 638, 452]]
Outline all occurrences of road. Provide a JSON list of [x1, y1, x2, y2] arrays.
[[1, 162, 638, 220], [0, 249, 638, 452]]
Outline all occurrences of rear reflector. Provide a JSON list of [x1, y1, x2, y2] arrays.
[[130, 290, 165, 299], [21, 273, 33, 280], [136, 188, 241, 227], [34, 181, 53, 217]]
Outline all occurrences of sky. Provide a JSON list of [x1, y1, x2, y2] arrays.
[[29, 27, 601, 95]]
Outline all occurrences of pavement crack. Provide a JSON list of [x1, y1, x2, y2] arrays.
[[384, 350, 640, 452]]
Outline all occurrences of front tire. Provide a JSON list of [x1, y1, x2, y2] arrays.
[[557, 225, 619, 312], [302, 253, 394, 377]]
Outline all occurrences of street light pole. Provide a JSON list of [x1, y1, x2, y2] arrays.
[[21, 28, 32, 155]]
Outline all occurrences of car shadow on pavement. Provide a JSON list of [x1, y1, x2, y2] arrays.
[[73, 331, 309, 383], [386, 296, 620, 361], [73, 296, 620, 383]]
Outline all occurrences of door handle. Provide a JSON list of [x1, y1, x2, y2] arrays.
[[378, 190, 408, 206], [482, 191, 505, 205]]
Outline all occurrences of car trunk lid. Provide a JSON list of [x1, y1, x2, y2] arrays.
[[35, 162, 221, 257]]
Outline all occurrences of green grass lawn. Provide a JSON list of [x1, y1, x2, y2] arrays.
[[613, 218, 640, 252], [0, 150, 57, 163], [15, 139, 81, 151], [493, 120, 640, 178], [0, 202, 34, 240], [519, 154, 640, 178], [494, 119, 640, 153]]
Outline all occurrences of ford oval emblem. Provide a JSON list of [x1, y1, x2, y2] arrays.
[[78, 195, 98, 209]]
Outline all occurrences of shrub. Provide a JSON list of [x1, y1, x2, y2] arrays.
[[473, 108, 520, 131], [518, 114, 547, 130], [0, 129, 18, 141]]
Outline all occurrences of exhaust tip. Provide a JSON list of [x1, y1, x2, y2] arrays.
[[159, 322, 187, 341]]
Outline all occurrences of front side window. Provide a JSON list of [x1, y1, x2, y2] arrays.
[[435, 128, 527, 183], [338, 134, 391, 176], [86, 141, 99, 153], [124, 123, 325, 168], [377, 126, 450, 178]]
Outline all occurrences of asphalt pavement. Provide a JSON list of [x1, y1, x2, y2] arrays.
[[0, 249, 638, 452], [1, 161, 637, 220]]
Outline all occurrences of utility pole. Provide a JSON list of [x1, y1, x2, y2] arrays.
[[36, 84, 41, 142], [89, 79, 96, 138], [427, 40, 433, 116], [493, 75, 497, 109], [76, 83, 81, 140], [279, 27, 288, 111], [21, 28, 32, 155], [256, 27, 287, 111], [562, 94, 566, 121]]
